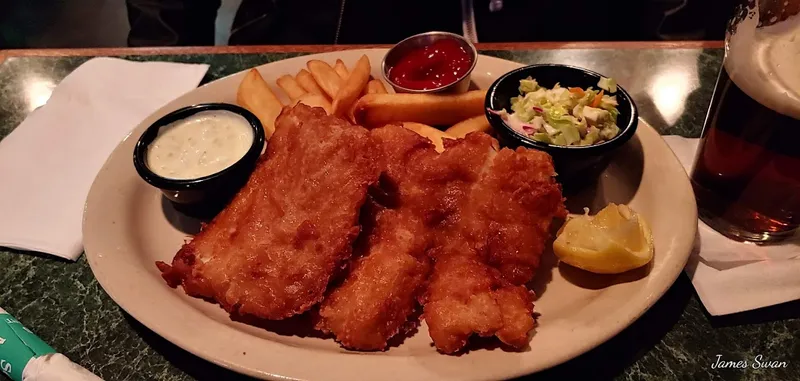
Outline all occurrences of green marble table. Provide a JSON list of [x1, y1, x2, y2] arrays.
[[0, 46, 798, 381]]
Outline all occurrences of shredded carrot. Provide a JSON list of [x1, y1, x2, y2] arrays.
[[591, 90, 604, 108], [568, 87, 585, 96]]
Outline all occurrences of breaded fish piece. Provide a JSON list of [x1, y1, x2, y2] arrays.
[[477, 147, 569, 286], [315, 125, 436, 350], [423, 255, 535, 352], [316, 127, 500, 350], [422, 136, 566, 354], [423, 255, 536, 353], [157, 104, 381, 320], [315, 205, 431, 349]]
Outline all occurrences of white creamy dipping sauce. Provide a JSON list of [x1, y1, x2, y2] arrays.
[[146, 110, 254, 180]]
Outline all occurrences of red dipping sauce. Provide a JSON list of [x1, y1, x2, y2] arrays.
[[388, 39, 473, 91]]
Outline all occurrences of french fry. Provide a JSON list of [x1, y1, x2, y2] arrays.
[[332, 55, 371, 117], [307, 60, 342, 99], [446, 114, 492, 138], [402, 122, 454, 153], [292, 93, 333, 115], [334, 59, 349, 80], [366, 79, 388, 94], [353, 90, 486, 128], [276, 74, 307, 102], [296, 69, 328, 99], [237, 69, 282, 138], [346, 102, 359, 124]]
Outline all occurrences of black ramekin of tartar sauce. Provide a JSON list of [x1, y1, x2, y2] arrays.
[[133, 103, 265, 218]]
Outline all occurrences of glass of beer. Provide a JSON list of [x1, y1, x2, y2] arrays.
[[691, 0, 800, 243]]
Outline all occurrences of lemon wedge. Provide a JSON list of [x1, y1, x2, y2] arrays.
[[553, 203, 654, 274]]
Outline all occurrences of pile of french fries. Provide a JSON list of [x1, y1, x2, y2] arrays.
[[236, 55, 492, 151]]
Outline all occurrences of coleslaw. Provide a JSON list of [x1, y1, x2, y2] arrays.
[[489, 76, 621, 146]]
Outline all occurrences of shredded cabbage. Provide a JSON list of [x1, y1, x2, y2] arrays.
[[498, 77, 621, 146], [597, 77, 618, 93], [519, 77, 539, 93]]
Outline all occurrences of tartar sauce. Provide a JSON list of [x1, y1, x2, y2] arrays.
[[146, 110, 253, 180]]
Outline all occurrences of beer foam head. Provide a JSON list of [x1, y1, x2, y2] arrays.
[[726, 5, 800, 119]]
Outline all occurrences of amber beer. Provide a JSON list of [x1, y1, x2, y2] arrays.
[[690, 3, 800, 242]]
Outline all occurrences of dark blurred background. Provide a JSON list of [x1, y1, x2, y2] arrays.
[[0, 0, 736, 49]]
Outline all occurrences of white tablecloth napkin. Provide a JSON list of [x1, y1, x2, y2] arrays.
[[0, 57, 209, 260], [663, 135, 800, 315]]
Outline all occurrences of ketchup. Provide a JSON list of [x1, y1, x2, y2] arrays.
[[389, 39, 472, 90]]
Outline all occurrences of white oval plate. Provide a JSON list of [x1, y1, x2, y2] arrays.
[[83, 49, 697, 381]]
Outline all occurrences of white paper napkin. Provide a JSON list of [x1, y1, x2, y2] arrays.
[[662, 135, 800, 315], [0, 57, 209, 260]]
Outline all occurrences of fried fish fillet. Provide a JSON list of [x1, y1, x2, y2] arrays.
[[315, 125, 437, 350], [316, 127, 527, 351], [157, 104, 381, 320], [422, 136, 566, 354]]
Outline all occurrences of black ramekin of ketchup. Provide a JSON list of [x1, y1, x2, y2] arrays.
[[382, 31, 477, 94]]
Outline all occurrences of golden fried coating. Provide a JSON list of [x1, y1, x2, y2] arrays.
[[316, 126, 493, 350], [315, 207, 431, 349], [317, 128, 564, 353], [316, 125, 437, 350], [157, 104, 381, 320], [317, 126, 436, 350], [422, 135, 566, 354]]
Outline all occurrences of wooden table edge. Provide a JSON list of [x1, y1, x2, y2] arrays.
[[0, 41, 723, 61]]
